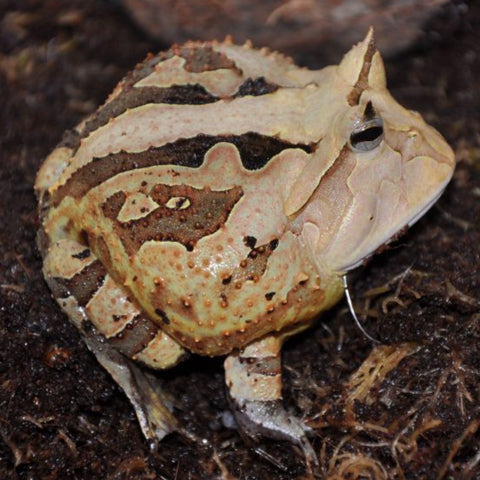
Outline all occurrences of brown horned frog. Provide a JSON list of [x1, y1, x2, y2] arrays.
[[35, 29, 455, 472]]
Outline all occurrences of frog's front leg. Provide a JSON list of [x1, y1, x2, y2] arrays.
[[42, 237, 186, 444], [224, 335, 318, 472]]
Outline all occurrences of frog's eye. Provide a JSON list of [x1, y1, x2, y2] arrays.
[[349, 102, 384, 152]]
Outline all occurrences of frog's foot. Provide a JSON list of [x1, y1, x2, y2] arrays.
[[224, 335, 319, 475], [82, 328, 180, 444], [42, 238, 189, 444]]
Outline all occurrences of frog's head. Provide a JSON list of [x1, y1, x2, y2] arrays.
[[288, 28, 455, 273]]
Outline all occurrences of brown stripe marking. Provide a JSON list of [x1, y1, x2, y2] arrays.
[[57, 129, 81, 151], [347, 34, 377, 106], [52, 134, 311, 207], [240, 355, 281, 376], [109, 314, 159, 357], [49, 260, 106, 306], [117, 45, 237, 89], [102, 184, 244, 253], [173, 44, 239, 73]]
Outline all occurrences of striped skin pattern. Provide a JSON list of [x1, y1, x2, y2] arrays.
[[35, 30, 455, 470]]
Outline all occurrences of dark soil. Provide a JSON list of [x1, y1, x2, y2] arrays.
[[0, 1, 479, 479]]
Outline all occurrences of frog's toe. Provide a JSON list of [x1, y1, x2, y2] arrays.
[[231, 398, 319, 475]]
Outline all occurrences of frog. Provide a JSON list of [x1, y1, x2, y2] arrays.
[[35, 29, 455, 472]]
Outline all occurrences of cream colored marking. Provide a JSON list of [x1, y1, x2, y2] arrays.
[[85, 274, 139, 338], [135, 55, 244, 97], [284, 126, 347, 216], [59, 85, 347, 180], [43, 239, 95, 279], [337, 28, 386, 91], [117, 192, 160, 223], [213, 43, 332, 88], [240, 335, 279, 359], [133, 330, 185, 369], [165, 196, 191, 210], [225, 336, 282, 402], [35, 147, 73, 193]]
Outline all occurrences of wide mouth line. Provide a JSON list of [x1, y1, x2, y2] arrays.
[[407, 186, 446, 228], [337, 184, 448, 273]]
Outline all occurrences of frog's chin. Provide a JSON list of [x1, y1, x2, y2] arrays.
[[337, 186, 447, 273]]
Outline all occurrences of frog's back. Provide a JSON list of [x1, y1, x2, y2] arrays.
[[36, 35, 455, 466], [37, 41, 344, 356]]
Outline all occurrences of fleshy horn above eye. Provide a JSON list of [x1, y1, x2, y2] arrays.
[[349, 101, 384, 152]]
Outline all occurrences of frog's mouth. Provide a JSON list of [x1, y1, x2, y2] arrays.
[[341, 184, 448, 273], [406, 187, 445, 228]]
